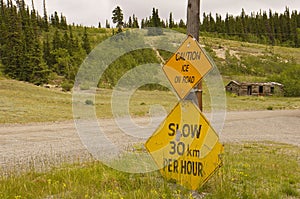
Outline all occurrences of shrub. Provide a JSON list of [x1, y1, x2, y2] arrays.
[[230, 93, 238, 98], [61, 81, 73, 92], [267, 106, 273, 110], [85, 99, 94, 105], [268, 64, 300, 97]]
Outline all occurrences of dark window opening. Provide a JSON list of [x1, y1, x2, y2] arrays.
[[259, 86, 263, 94], [247, 86, 252, 95], [271, 87, 274, 94]]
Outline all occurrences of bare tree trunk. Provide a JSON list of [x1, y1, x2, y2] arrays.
[[187, 0, 202, 111]]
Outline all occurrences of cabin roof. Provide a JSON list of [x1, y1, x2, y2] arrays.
[[226, 80, 283, 87]]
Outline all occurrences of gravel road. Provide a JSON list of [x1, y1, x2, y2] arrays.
[[0, 109, 299, 173]]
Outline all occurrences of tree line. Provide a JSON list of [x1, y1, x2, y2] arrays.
[[114, 6, 299, 47], [111, 7, 186, 31], [0, 0, 91, 85], [200, 8, 300, 47]]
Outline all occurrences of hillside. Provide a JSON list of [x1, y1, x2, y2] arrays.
[[200, 36, 300, 96], [0, 0, 299, 93], [1, 29, 300, 123], [155, 32, 300, 96], [0, 0, 300, 125]]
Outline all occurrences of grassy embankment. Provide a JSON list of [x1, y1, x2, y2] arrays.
[[0, 142, 299, 198], [0, 78, 299, 124]]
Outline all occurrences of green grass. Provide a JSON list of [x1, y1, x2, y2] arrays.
[[0, 142, 299, 198], [226, 93, 300, 111], [0, 79, 299, 124], [0, 79, 72, 123], [0, 79, 179, 123], [202, 142, 300, 199]]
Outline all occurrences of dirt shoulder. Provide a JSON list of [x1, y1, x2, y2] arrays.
[[0, 109, 299, 172], [221, 109, 300, 146]]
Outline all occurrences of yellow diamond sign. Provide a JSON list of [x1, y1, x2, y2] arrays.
[[163, 35, 214, 99], [145, 101, 223, 190]]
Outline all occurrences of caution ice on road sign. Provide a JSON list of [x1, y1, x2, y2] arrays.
[[163, 35, 214, 99], [163, 58, 201, 99], [145, 101, 224, 190]]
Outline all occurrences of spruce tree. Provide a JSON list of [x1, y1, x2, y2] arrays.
[[240, 9, 247, 33], [68, 26, 79, 55], [62, 31, 70, 50], [273, 12, 283, 43], [51, 11, 60, 27], [201, 13, 209, 32], [52, 29, 62, 50], [42, 0, 48, 31], [215, 13, 224, 33], [128, 16, 132, 28], [30, 0, 38, 34], [43, 34, 51, 67], [60, 13, 67, 29], [82, 27, 91, 54], [268, 10, 275, 45], [291, 11, 299, 47], [147, 8, 163, 35], [285, 7, 292, 42], [169, 12, 174, 28], [150, 8, 161, 27], [105, 19, 110, 28], [132, 14, 139, 28], [179, 19, 186, 28], [208, 13, 216, 32], [112, 6, 124, 33], [141, 19, 145, 28], [3, 1, 24, 79], [0, 0, 7, 57], [297, 12, 300, 28], [28, 40, 49, 84]]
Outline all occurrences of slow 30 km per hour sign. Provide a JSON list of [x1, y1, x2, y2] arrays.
[[163, 35, 214, 99], [145, 101, 224, 190]]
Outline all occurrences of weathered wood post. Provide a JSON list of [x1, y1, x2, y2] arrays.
[[187, 0, 202, 111]]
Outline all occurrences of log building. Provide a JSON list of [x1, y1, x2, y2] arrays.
[[226, 80, 284, 96]]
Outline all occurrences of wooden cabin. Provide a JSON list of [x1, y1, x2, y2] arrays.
[[226, 80, 284, 96]]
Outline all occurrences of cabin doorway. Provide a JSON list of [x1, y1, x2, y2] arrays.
[[259, 86, 264, 94], [247, 86, 252, 95]]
